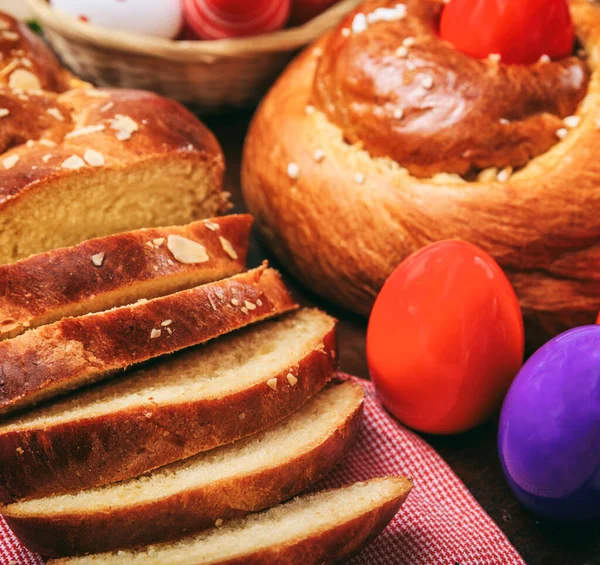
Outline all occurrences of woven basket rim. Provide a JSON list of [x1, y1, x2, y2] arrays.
[[26, 0, 361, 59]]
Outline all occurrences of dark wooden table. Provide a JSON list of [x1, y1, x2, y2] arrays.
[[204, 111, 600, 565]]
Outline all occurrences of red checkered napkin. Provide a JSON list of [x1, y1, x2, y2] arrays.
[[0, 375, 525, 565]]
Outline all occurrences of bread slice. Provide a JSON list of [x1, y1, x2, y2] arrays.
[[48, 476, 412, 565], [0, 264, 296, 416], [0, 308, 337, 502], [0, 86, 228, 265], [4, 380, 363, 556], [0, 215, 252, 340]]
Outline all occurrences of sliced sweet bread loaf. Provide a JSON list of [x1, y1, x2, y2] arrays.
[[0, 308, 337, 502], [48, 476, 412, 565], [4, 380, 362, 556], [0, 264, 296, 416], [0, 214, 252, 340]]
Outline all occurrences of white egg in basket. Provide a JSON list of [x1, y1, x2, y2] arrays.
[[50, 0, 183, 39]]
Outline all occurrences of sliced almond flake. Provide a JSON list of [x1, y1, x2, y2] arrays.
[[85, 89, 110, 98], [153, 237, 165, 247], [496, 167, 513, 183], [100, 101, 114, 113], [84, 149, 105, 167], [41, 154, 53, 163], [267, 378, 278, 391], [422, 75, 434, 89], [167, 234, 209, 264], [488, 53, 501, 63], [161, 319, 172, 327], [0, 59, 19, 78], [207, 294, 217, 311], [25, 140, 34, 148], [231, 298, 239, 306], [395, 45, 408, 57], [241, 307, 248, 314], [313, 148, 325, 163], [1, 31, 19, 41], [556, 128, 569, 140], [66, 124, 105, 138], [110, 114, 139, 141], [0, 108, 9, 118], [256, 299, 263, 307], [90, 252, 105, 267], [539, 54, 551, 64], [499, 118, 510, 125], [244, 300, 256, 310], [61, 155, 86, 170], [564, 115, 581, 128], [8, 68, 40, 91], [2, 154, 19, 170], [402, 37, 416, 47], [166, 327, 173, 335], [204, 220, 220, 231], [150, 328, 161, 339], [287, 373, 298, 387], [47, 107, 64, 121], [39, 139, 56, 147], [20, 58, 32, 69], [219, 236, 238, 260], [287, 162, 300, 180]]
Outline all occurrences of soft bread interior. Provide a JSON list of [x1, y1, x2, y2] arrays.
[[49, 477, 411, 565], [6, 381, 363, 516], [0, 156, 224, 265], [0, 309, 335, 432]]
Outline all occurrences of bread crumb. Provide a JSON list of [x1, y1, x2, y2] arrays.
[[341, 27, 350, 37], [215, 519, 223, 527], [153, 237, 165, 247], [161, 319, 172, 327], [0, 108, 9, 117], [488, 53, 501, 63], [39, 138, 56, 147], [422, 75, 434, 89], [163, 431, 170, 437], [331, 349, 336, 359], [267, 378, 278, 391], [2, 154, 19, 170], [393, 108, 404, 120], [556, 128, 569, 140], [150, 328, 161, 339], [287, 373, 298, 387], [219, 236, 238, 260], [496, 167, 513, 183], [16, 447, 23, 455], [499, 118, 510, 125], [402, 36, 416, 47], [395, 45, 408, 57], [238, 412, 246, 420], [208, 294, 217, 311], [539, 54, 551, 63], [42, 153, 53, 163], [145, 412, 153, 419], [354, 172, 365, 184], [91, 252, 105, 267], [1, 30, 18, 41], [167, 234, 209, 264], [305, 105, 315, 115]]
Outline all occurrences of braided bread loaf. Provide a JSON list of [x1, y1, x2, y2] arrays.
[[0, 13, 226, 265], [242, 0, 600, 338]]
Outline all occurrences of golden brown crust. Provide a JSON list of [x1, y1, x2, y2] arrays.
[[3, 381, 361, 557], [242, 0, 600, 338], [314, 0, 589, 177], [0, 86, 224, 211], [0, 316, 336, 503], [0, 13, 75, 93], [0, 214, 253, 340], [217, 484, 410, 565], [0, 265, 297, 416]]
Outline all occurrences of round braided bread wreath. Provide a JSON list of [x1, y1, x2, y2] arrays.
[[242, 0, 600, 341]]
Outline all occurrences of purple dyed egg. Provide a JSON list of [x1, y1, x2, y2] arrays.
[[498, 325, 600, 523]]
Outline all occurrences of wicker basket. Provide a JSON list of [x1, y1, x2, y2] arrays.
[[26, 0, 360, 112]]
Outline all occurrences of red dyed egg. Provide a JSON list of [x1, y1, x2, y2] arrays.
[[367, 241, 524, 435], [184, 0, 291, 40]]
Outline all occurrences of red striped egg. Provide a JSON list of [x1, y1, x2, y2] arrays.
[[183, 0, 291, 40]]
